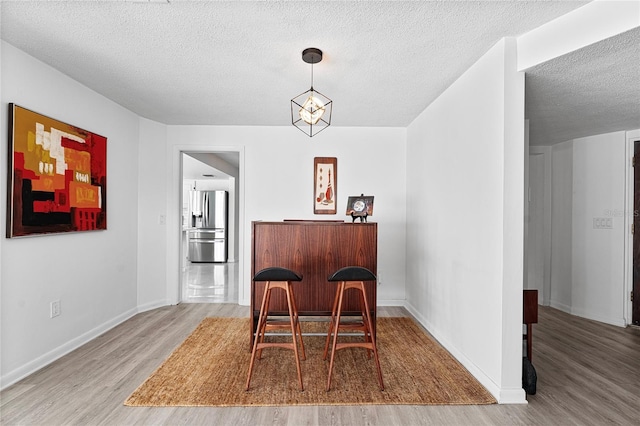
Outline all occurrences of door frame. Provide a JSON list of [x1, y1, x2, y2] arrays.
[[623, 130, 640, 325], [525, 152, 545, 300], [167, 144, 245, 306], [528, 146, 553, 306]]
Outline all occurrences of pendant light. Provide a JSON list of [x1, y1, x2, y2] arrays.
[[291, 48, 332, 137]]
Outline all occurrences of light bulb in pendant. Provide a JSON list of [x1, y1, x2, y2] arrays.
[[299, 93, 325, 125]]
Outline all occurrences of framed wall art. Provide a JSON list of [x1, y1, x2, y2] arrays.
[[6, 104, 107, 237], [313, 157, 337, 214]]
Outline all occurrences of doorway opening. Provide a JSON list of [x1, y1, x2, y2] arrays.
[[180, 150, 241, 304], [632, 139, 640, 325]]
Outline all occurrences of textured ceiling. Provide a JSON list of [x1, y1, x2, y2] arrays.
[[1, 1, 638, 147], [526, 26, 640, 145]]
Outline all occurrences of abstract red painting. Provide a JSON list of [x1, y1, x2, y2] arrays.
[[7, 104, 107, 237]]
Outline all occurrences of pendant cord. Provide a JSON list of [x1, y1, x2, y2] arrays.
[[310, 62, 314, 90]]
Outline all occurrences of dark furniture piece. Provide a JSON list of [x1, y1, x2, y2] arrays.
[[324, 266, 384, 391], [523, 289, 539, 361], [246, 267, 306, 391], [250, 221, 378, 346]]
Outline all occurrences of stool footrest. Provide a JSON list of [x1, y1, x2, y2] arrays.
[[255, 342, 297, 351], [335, 342, 374, 351], [264, 321, 296, 330], [335, 322, 367, 331]]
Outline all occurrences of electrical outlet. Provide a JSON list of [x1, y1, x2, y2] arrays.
[[50, 300, 61, 318], [378, 272, 383, 286]]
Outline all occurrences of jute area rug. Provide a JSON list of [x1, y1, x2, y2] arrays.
[[124, 317, 496, 407]]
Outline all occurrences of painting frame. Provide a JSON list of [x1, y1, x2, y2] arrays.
[[7, 103, 107, 238], [313, 157, 337, 215]]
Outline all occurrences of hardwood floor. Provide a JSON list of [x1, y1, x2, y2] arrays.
[[1, 304, 639, 425]]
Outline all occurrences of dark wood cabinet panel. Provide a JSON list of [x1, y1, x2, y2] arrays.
[[251, 221, 378, 343], [523, 289, 538, 361]]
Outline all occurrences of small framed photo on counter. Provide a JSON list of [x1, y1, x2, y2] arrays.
[[346, 195, 374, 222]]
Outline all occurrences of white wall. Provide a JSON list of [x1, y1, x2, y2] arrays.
[[137, 118, 168, 309], [405, 39, 525, 403], [140, 126, 409, 309], [526, 153, 545, 296], [528, 145, 553, 306], [550, 140, 574, 311], [0, 42, 140, 388], [547, 131, 628, 326], [572, 132, 626, 326]]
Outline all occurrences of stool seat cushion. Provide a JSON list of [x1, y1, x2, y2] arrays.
[[253, 267, 303, 282], [328, 266, 376, 282]]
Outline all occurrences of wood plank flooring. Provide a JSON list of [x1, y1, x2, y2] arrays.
[[2, 304, 639, 425]]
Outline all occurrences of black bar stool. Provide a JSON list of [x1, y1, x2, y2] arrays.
[[246, 267, 306, 391], [324, 266, 384, 391]]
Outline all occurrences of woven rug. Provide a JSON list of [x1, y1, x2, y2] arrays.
[[124, 317, 496, 406]]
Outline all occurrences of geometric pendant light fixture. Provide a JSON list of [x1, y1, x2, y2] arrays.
[[291, 48, 332, 137]]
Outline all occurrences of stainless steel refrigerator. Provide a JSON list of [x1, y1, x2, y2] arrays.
[[188, 190, 228, 262]]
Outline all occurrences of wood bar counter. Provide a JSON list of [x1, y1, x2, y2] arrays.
[[250, 220, 378, 345]]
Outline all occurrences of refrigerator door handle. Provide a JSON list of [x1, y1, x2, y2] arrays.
[[203, 192, 209, 227]]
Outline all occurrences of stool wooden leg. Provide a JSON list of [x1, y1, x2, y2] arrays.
[[285, 283, 304, 391], [246, 282, 271, 391], [359, 282, 384, 391], [257, 285, 274, 360], [289, 284, 306, 361], [323, 283, 341, 360], [360, 290, 373, 359], [326, 281, 346, 391]]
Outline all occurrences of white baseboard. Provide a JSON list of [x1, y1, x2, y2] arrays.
[[137, 299, 173, 313], [568, 307, 626, 327], [1, 307, 138, 390], [498, 388, 529, 404], [403, 300, 527, 405], [549, 299, 572, 314], [550, 300, 626, 327], [377, 298, 406, 306]]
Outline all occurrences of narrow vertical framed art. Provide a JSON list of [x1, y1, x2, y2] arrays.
[[6, 104, 107, 237], [314, 157, 337, 214]]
